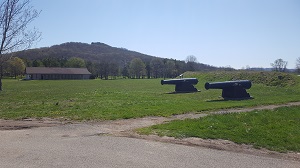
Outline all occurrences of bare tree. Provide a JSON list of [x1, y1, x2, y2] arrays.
[[296, 57, 300, 74], [150, 58, 164, 78], [271, 58, 288, 72], [0, 0, 40, 90], [165, 60, 176, 78], [185, 55, 198, 71], [185, 55, 197, 63]]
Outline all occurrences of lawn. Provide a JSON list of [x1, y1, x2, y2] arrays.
[[137, 106, 300, 152], [0, 71, 299, 120]]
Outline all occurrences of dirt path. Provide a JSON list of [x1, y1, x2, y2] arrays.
[[2, 102, 299, 131], [1, 102, 300, 161]]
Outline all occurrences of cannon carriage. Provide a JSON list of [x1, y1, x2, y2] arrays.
[[205, 80, 252, 99]]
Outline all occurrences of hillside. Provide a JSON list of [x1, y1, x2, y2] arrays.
[[13, 42, 157, 65], [14, 42, 220, 70]]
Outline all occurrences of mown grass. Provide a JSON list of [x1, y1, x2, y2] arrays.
[[0, 71, 299, 120], [137, 106, 300, 152]]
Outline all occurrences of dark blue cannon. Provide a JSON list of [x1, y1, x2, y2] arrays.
[[205, 80, 252, 99], [161, 78, 199, 92]]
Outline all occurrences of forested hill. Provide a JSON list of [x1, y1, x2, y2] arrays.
[[12, 42, 221, 78], [13, 42, 156, 65]]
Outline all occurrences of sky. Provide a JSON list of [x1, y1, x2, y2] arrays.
[[30, 0, 300, 69]]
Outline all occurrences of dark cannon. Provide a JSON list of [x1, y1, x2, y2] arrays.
[[161, 78, 199, 92], [205, 80, 252, 99]]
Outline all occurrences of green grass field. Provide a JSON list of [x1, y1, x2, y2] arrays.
[[0, 71, 299, 120], [137, 106, 300, 152], [1, 71, 300, 152]]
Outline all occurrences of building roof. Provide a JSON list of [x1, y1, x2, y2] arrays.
[[25, 67, 91, 75]]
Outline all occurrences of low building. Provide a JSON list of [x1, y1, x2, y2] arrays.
[[25, 67, 92, 80]]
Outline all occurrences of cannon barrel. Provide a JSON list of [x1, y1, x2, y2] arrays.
[[161, 78, 198, 85], [205, 80, 251, 90], [161, 78, 199, 92]]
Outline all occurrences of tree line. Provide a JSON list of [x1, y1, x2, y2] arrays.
[[2, 55, 221, 79], [22, 56, 203, 79], [90, 55, 187, 79], [3, 56, 300, 80]]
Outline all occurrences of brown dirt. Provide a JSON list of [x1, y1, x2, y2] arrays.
[[0, 118, 72, 130], [1, 102, 300, 161]]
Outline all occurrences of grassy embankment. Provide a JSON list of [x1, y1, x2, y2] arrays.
[[0, 71, 299, 121], [137, 71, 300, 152], [137, 106, 300, 152]]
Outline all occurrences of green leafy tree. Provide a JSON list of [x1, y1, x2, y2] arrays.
[[129, 58, 146, 79], [42, 57, 60, 67], [65, 57, 86, 68], [22, 58, 32, 67], [0, 0, 40, 90], [6, 57, 26, 78], [32, 59, 44, 67]]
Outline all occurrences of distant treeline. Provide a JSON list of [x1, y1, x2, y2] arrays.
[[18, 56, 222, 79], [6, 42, 227, 79]]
